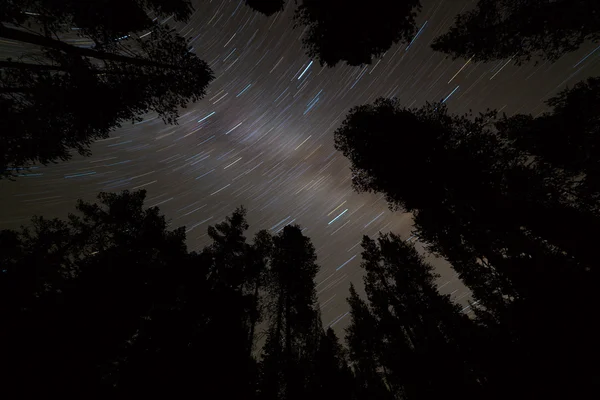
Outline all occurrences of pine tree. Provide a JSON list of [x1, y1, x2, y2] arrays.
[[345, 283, 394, 400], [497, 77, 600, 213], [307, 327, 357, 399], [246, 229, 274, 357], [245, 0, 286, 16], [431, 0, 600, 64], [0, 190, 189, 396], [1, 1, 213, 176], [294, 1, 422, 66], [260, 225, 320, 400], [197, 207, 258, 398], [335, 96, 599, 399], [358, 234, 486, 400]]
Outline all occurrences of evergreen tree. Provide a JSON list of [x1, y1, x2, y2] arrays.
[[497, 77, 600, 212], [431, 0, 600, 64], [259, 225, 320, 400], [0, 190, 189, 396], [1, 1, 213, 177], [245, 0, 286, 16], [356, 234, 486, 400], [294, 1, 422, 66], [196, 207, 258, 398], [345, 283, 394, 400], [335, 96, 599, 399], [1, 0, 195, 42], [307, 327, 357, 399], [246, 229, 274, 356], [0, 195, 279, 397], [247, 0, 422, 67]]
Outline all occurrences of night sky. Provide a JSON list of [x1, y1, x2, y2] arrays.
[[1, 0, 600, 331]]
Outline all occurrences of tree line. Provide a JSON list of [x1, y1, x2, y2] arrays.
[[335, 77, 600, 399], [2, 0, 599, 397], [3, 125, 597, 398], [3, 0, 599, 176], [0, 189, 482, 399]]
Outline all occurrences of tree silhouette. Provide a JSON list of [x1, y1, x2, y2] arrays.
[[245, 0, 286, 16], [246, 229, 274, 356], [260, 224, 321, 400], [194, 207, 262, 398], [345, 283, 394, 400], [0, 1, 213, 177], [294, 1, 422, 66], [335, 96, 599, 399], [4, 186, 569, 397], [431, 0, 600, 64], [0, 194, 282, 397], [351, 234, 486, 400], [1, 1, 195, 44], [307, 327, 357, 399], [497, 77, 600, 211], [0, 190, 189, 396]]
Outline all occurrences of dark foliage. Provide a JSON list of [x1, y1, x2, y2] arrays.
[[0, 1, 213, 177], [294, 1, 422, 66], [307, 327, 357, 399], [497, 77, 600, 210], [4, 185, 586, 398], [1, 0, 194, 44], [245, 0, 286, 16], [346, 283, 394, 400], [0, 190, 189, 396], [0, 192, 353, 398], [346, 234, 487, 400], [335, 92, 599, 398], [431, 0, 600, 64], [4, 1, 598, 398], [260, 224, 322, 400]]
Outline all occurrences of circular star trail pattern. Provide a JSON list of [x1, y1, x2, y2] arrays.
[[2, 0, 600, 330]]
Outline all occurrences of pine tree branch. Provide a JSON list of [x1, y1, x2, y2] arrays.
[[0, 24, 184, 71]]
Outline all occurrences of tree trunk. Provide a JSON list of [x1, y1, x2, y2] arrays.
[[285, 285, 293, 399], [247, 276, 260, 358], [274, 285, 283, 350], [0, 24, 183, 71]]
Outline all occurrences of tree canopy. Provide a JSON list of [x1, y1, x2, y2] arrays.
[[334, 88, 599, 398], [3, 184, 594, 398], [0, 189, 190, 395], [245, 0, 423, 66], [245, 0, 286, 16], [2, 1, 599, 398], [260, 224, 322, 400], [294, 1, 422, 66], [0, 0, 213, 177], [497, 77, 600, 210], [346, 234, 487, 400], [431, 0, 600, 64], [0, 191, 354, 398]]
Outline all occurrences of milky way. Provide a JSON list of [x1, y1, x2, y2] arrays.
[[2, 0, 600, 331]]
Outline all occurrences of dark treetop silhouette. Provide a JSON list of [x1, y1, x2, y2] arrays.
[[0, 191, 350, 398], [245, 0, 286, 16], [2, 1, 599, 399], [334, 86, 599, 398], [293, 0, 422, 67], [0, 189, 503, 399], [0, 0, 213, 178], [431, 0, 600, 64], [245, 0, 423, 67], [347, 234, 487, 400]]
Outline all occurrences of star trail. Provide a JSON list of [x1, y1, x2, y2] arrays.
[[2, 0, 600, 331]]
